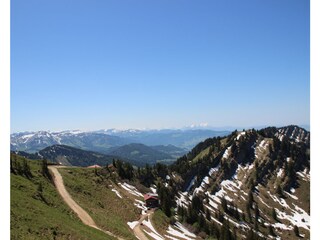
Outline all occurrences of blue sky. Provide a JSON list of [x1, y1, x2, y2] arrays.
[[11, 0, 310, 132]]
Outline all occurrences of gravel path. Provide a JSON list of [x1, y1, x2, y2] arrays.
[[49, 166, 123, 240]]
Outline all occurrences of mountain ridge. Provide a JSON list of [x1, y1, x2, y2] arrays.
[[11, 128, 230, 153], [167, 125, 310, 239]]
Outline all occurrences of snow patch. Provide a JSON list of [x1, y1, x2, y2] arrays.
[[257, 196, 271, 209], [236, 131, 246, 140], [164, 235, 180, 240], [118, 182, 143, 197], [268, 191, 289, 208], [222, 146, 231, 159], [285, 191, 298, 200], [174, 222, 197, 238], [167, 226, 194, 240], [244, 163, 255, 170], [221, 180, 239, 192], [134, 199, 147, 213], [272, 222, 293, 230], [142, 217, 163, 239], [144, 230, 164, 240], [209, 165, 220, 175], [150, 187, 157, 194], [186, 176, 196, 192], [127, 221, 139, 229], [277, 168, 283, 178], [275, 204, 310, 230], [208, 198, 219, 209], [111, 189, 122, 199], [176, 192, 190, 207], [297, 169, 310, 181]]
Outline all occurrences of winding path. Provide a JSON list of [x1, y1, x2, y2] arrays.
[[132, 211, 150, 240], [48, 166, 122, 240]]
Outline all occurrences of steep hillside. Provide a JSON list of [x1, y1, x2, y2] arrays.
[[10, 154, 114, 240], [168, 126, 310, 239], [57, 167, 142, 239]]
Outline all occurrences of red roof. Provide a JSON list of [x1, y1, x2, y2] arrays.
[[144, 193, 158, 201]]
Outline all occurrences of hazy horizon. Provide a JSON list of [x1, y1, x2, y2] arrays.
[[11, 123, 310, 134]]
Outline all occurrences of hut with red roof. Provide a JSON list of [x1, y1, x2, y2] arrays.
[[144, 193, 159, 209]]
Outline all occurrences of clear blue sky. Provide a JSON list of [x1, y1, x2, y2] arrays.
[[11, 0, 310, 132]]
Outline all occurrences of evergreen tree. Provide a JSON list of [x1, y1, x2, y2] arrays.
[[254, 204, 259, 220], [233, 227, 237, 240], [217, 209, 224, 223], [112, 158, 116, 167], [248, 191, 254, 208], [221, 197, 228, 212], [294, 225, 299, 237], [41, 159, 52, 181], [158, 183, 174, 217], [254, 218, 259, 231], [268, 225, 275, 236], [276, 184, 284, 198], [191, 195, 204, 212], [246, 229, 254, 240], [22, 159, 32, 178], [235, 206, 240, 220], [206, 208, 211, 221], [198, 214, 205, 229], [242, 212, 246, 221], [272, 208, 277, 221], [220, 219, 232, 240], [246, 202, 252, 222], [15, 160, 22, 175]]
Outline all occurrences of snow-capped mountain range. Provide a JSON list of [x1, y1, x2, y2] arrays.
[[10, 128, 230, 153]]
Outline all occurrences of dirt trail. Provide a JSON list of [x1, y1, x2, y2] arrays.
[[132, 212, 150, 240], [48, 166, 123, 240]]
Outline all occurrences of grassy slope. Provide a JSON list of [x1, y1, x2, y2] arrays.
[[192, 146, 211, 164], [11, 156, 113, 240], [59, 167, 141, 240], [151, 209, 170, 236]]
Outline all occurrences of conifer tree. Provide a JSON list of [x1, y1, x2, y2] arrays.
[[294, 225, 299, 237], [272, 208, 277, 221], [248, 191, 254, 208], [206, 208, 211, 221], [269, 225, 275, 236], [22, 159, 32, 178], [41, 159, 51, 181], [221, 197, 228, 212]]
